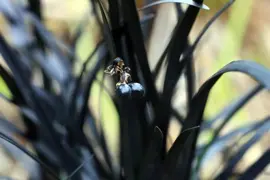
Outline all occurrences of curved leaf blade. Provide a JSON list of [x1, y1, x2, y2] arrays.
[[138, 0, 209, 11], [0, 132, 60, 180], [181, 0, 235, 60], [201, 84, 262, 130], [170, 60, 270, 179], [238, 149, 270, 180], [216, 120, 270, 178]]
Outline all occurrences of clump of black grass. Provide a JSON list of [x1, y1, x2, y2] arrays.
[[0, 0, 269, 180]]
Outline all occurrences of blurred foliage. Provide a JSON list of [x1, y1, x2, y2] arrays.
[[0, 0, 269, 179], [204, 0, 254, 125]]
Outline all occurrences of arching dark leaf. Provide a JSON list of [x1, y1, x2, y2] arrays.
[[170, 60, 270, 179], [161, 126, 200, 180], [0, 116, 24, 136], [138, 0, 209, 11], [0, 132, 60, 180], [197, 116, 269, 158], [201, 84, 262, 131], [238, 149, 270, 180], [181, 0, 235, 60], [216, 120, 270, 178], [95, 0, 117, 58]]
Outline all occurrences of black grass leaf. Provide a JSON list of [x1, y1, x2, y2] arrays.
[[155, 1, 207, 153], [0, 64, 24, 104], [196, 84, 264, 173], [0, 28, 84, 178], [26, 14, 73, 88], [120, 0, 159, 105], [0, 132, 60, 180], [238, 149, 270, 180], [161, 126, 200, 180], [77, 43, 108, 128], [195, 84, 264, 170], [1, 1, 269, 180], [201, 84, 262, 131], [27, 0, 52, 90], [95, 0, 117, 58], [197, 116, 269, 157], [0, 137, 43, 180], [137, 126, 164, 180], [216, 119, 270, 178], [171, 60, 270, 179], [118, 100, 136, 180], [70, 14, 90, 49], [140, 13, 155, 38], [152, 45, 168, 80], [0, 93, 11, 102], [138, 0, 209, 11], [185, 55, 195, 108], [0, 116, 24, 136], [69, 40, 104, 125], [0, 34, 34, 106], [181, 0, 235, 60]]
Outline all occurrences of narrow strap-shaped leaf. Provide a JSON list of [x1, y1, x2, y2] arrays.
[[238, 149, 270, 180], [181, 0, 235, 60], [139, 0, 156, 42], [0, 0, 23, 25], [119, 99, 136, 180], [162, 2, 202, 107], [171, 108, 184, 125], [0, 116, 24, 136], [96, 69, 115, 177], [0, 32, 80, 174], [0, 33, 37, 109], [140, 13, 155, 26], [175, 4, 195, 108], [77, 43, 107, 128], [152, 2, 184, 81], [64, 154, 95, 180], [0, 0, 15, 18], [107, 0, 124, 58], [28, 49, 69, 87], [216, 120, 270, 178], [28, 0, 52, 90], [95, 0, 117, 58], [70, 14, 90, 48], [0, 176, 14, 180], [138, 0, 209, 11], [138, 127, 163, 180], [201, 84, 262, 130], [161, 126, 200, 180], [159, 0, 234, 114], [26, 12, 71, 64], [69, 40, 104, 120], [196, 84, 263, 171], [197, 117, 269, 157], [156, 1, 204, 155], [185, 54, 195, 108], [153, 0, 223, 81], [0, 132, 60, 180], [27, 0, 43, 47], [172, 60, 270, 179], [152, 43, 169, 80], [121, 0, 159, 105], [0, 93, 11, 102], [0, 64, 23, 103]]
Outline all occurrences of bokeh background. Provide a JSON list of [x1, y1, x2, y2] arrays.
[[0, 0, 269, 179]]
